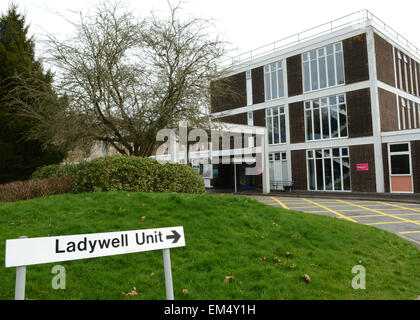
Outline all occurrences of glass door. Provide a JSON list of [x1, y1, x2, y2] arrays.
[[269, 152, 288, 190]]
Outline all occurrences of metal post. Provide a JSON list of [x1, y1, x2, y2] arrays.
[[234, 163, 237, 193], [15, 236, 27, 300], [162, 249, 174, 300]]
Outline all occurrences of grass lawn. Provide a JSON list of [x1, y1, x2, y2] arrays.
[[0, 191, 419, 300]]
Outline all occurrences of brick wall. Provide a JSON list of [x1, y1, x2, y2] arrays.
[[378, 88, 398, 132], [291, 150, 307, 190], [347, 88, 373, 138], [215, 113, 247, 125], [253, 109, 266, 127], [252, 67, 265, 105], [210, 72, 247, 113], [343, 33, 369, 84], [287, 54, 303, 97], [349, 144, 376, 192], [374, 33, 395, 87], [289, 101, 305, 144], [411, 140, 420, 193]]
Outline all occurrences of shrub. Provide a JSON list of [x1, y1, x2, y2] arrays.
[[31, 163, 82, 180], [0, 176, 75, 202], [72, 156, 205, 194], [154, 162, 207, 194]]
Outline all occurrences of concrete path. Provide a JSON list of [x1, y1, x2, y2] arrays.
[[251, 195, 420, 248]]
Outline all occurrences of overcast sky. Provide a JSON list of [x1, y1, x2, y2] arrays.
[[1, 0, 419, 60]]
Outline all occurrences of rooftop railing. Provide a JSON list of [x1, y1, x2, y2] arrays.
[[222, 9, 420, 69]]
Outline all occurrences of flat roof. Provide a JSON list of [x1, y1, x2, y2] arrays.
[[221, 10, 420, 71]]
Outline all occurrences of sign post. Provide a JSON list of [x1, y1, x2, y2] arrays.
[[14, 236, 27, 300], [5, 227, 185, 300], [162, 249, 174, 300]]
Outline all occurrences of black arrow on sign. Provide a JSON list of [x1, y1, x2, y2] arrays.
[[166, 230, 181, 244]]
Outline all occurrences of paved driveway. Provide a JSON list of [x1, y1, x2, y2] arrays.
[[251, 195, 420, 248]]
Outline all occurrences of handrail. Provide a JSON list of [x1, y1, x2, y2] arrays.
[[222, 9, 419, 69]]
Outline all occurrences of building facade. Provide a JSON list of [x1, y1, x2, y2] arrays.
[[210, 11, 420, 194]]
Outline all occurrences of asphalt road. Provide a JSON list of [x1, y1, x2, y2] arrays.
[[251, 195, 420, 248]]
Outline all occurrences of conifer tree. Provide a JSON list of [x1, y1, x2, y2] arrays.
[[0, 4, 65, 183]]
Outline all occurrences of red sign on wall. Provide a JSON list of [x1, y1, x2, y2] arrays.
[[356, 163, 369, 171]]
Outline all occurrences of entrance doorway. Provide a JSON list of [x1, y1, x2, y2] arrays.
[[269, 152, 289, 190]]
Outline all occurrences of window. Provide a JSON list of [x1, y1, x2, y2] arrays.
[[305, 94, 347, 141], [416, 103, 420, 128], [202, 164, 213, 178], [247, 111, 254, 126], [302, 42, 344, 92], [389, 143, 411, 175], [411, 101, 417, 129], [307, 147, 350, 191], [397, 51, 403, 90], [246, 70, 253, 105], [246, 112, 255, 147], [264, 61, 284, 101], [400, 98, 407, 129], [399, 98, 419, 130], [409, 59, 414, 95], [266, 106, 286, 145], [403, 55, 409, 92]]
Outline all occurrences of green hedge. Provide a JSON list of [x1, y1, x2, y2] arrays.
[[31, 163, 83, 180], [32, 156, 205, 194]]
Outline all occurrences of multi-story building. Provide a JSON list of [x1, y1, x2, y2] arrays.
[[210, 10, 420, 194]]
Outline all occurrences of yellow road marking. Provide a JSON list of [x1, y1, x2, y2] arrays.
[[366, 221, 419, 226], [336, 200, 420, 227], [302, 198, 357, 223], [272, 202, 307, 204], [344, 204, 394, 207], [377, 201, 420, 213], [271, 197, 290, 210], [338, 209, 373, 212], [399, 230, 420, 234], [306, 211, 330, 213], [348, 214, 385, 218], [377, 208, 420, 211], [288, 206, 319, 209], [347, 213, 420, 218]]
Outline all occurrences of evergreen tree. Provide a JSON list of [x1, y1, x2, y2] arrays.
[[0, 4, 65, 183]]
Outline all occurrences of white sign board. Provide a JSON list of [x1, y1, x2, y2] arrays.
[[5, 226, 185, 268]]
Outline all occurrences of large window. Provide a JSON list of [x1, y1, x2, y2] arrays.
[[388, 142, 413, 193], [305, 94, 347, 141], [389, 143, 411, 175], [396, 49, 419, 96], [307, 147, 350, 191], [264, 61, 285, 101], [302, 42, 345, 92], [266, 106, 286, 145], [399, 97, 420, 130]]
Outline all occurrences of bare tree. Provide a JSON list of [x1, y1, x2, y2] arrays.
[[9, 1, 234, 157]]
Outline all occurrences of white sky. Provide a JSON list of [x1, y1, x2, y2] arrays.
[[1, 0, 420, 60]]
